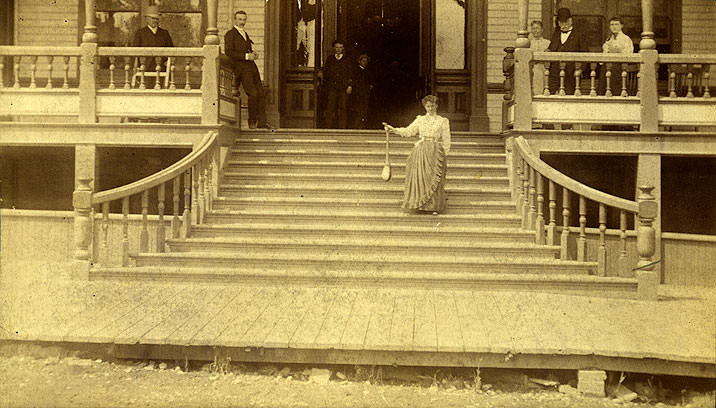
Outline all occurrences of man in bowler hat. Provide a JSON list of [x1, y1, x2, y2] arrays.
[[133, 5, 173, 48], [547, 7, 587, 95]]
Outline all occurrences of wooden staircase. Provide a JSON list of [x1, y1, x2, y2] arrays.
[[92, 130, 639, 297]]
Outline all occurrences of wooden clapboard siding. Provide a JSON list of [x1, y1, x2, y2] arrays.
[[487, 0, 542, 85], [14, 0, 79, 46], [681, 0, 716, 54], [486, 0, 541, 130], [220, 0, 265, 80]]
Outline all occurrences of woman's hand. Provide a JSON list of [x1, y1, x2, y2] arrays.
[[382, 122, 396, 133]]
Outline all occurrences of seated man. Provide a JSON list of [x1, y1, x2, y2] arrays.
[[132, 5, 173, 87], [600, 16, 635, 96]]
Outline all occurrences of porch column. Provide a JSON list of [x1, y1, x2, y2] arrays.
[[639, 0, 659, 132], [516, 0, 530, 49], [639, 0, 656, 51], [204, 0, 219, 45], [512, 0, 532, 131], [82, 0, 97, 44], [468, 0, 489, 131], [265, 0, 280, 125]]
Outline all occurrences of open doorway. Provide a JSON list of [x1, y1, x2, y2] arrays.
[[341, 0, 423, 128]]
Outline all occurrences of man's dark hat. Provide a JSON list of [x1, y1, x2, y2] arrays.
[[556, 8, 572, 22]]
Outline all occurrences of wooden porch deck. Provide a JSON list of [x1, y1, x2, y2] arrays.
[[1, 261, 714, 378]]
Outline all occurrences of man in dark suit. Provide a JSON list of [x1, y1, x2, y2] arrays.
[[132, 5, 173, 81], [319, 40, 353, 129], [547, 8, 588, 95], [225, 10, 268, 129], [133, 6, 173, 48], [349, 54, 374, 129]]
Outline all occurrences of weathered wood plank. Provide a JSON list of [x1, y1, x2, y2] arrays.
[[386, 291, 414, 351], [259, 288, 319, 349], [473, 291, 512, 354], [114, 287, 209, 345], [163, 287, 242, 345], [313, 289, 358, 348], [213, 287, 283, 347], [453, 290, 491, 353], [288, 289, 336, 349], [433, 290, 464, 353], [190, 286, 265, 345], [363, 290, 396, 350], [340, 290, 378, 350], [139, 287, 227, 344], [412, 290, 437, 352], [64, 285, 177, 343]]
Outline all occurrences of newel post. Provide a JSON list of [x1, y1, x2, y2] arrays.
[[513, 0, 532, 131], [636, 185, 659, 301], [73, 177, 93, 279], [502, 47, 515, 131], [202, 45, 220, 124]]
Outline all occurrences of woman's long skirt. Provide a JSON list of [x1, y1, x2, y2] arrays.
[[401, 140, 447, 213]]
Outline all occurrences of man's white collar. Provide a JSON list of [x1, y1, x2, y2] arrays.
[[148, 25, 158, 34]]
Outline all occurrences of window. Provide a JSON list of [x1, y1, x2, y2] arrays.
[[435, 0, 466, 70]]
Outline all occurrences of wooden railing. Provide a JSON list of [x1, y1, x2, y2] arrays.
[[0, 44, 231, 124], [505, 48, 716, 131], [509, 136, 659, 299], [84, 131, 219, 267]]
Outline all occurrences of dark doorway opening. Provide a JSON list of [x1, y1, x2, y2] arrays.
[[341, 0, 422, 128]]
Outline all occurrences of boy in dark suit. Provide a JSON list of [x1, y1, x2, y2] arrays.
[[225, 10, 268, 129], [547, 8, 587, 95], [319, 40, 353, 129]]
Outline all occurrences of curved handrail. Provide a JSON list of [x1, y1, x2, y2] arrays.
[[93, 131, 217, 204], [513, 136, 638, 213]]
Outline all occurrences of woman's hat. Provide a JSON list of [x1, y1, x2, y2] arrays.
[[145, 5, 160, 18], [556, 8, 572, 22]]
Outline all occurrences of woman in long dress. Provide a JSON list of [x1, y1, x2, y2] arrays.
[[383, 95, 451, 214]]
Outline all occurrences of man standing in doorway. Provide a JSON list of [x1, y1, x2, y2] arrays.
[[319, 40, 353, 129], [225, 10, 268, 129]]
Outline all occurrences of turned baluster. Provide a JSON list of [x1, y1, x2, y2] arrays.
[[686, 64, 694, 98], [138, 57, 146, 89], [543, 64, 550, 96], [636, 71, 641, 98], [140, 190, 149, 253], [558, 61, 566, 96], [122, 196, 130, 266], [123, 57, 131, 90], [668, 67, 676, 97], [522, 161, 530, 229], [192, 164, 200, 225], [108, 56, 116, 89], [547, 180, 557, 245], [618, 209, 629, 277], [516, 160, 525, 217], [182, 169, 192, 238], [703, 64, 711, 98], [620, 63, 628, 97], [101, 202, 109, 265], [597, 203, 607, 276], [205, 158, 213, 212], [61, 56, 70, 89], [29, 56, 37, 88], [169, 62, 176, 90], [197, 161, 206, 224], [184, 57, 192, 90], [528, 167, 537, 230], [589, 63, 597, 97], [560, 188, 570, 260], [46, 56, 54, 89], [13, 56, 20, 88], [573, 62, 582, 96], [577, 195, 587, 262], [535, 172, 545, 244], [605, 63, 613, 97], [172, 176, 181, 238], [0, 56, 4, 88], [154, 57, 162, 90], [156, 183, 166, 253]]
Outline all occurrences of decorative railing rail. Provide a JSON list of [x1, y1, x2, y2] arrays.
[[505, 48, 716, 130], [509, 136, 659, 299], [84, 131, 219, 267]]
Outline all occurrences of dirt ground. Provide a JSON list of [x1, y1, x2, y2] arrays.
[[1, 355, 714, 408]]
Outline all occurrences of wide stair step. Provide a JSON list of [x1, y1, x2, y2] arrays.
[[220, 172, 510, 188], [229, 150, 506, 165], [234, 138, 506, 154]]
